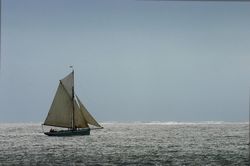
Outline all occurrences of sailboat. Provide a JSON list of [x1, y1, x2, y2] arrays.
[[42, 70, 103, 136]]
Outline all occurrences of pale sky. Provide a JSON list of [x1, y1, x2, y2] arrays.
[[0, 0, 250, 122]]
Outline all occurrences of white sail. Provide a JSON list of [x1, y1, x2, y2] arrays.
[[74, 99, 89, 128], [43, 71, 102, 130], [76, 95, 102, 128], [61, 71, 74, 98], [44, 83, 73, 128]]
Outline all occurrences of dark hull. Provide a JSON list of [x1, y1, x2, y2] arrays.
[[44, 128, 90, 136]]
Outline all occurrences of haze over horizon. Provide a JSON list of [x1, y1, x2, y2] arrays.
[[0, 0, 250, 123]]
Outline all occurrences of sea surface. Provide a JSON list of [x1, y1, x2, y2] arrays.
[[0, 122, 249, 165]]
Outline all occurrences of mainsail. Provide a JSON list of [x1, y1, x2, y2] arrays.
[[43, 71, 102, 129], [43, 83, 73, 128]]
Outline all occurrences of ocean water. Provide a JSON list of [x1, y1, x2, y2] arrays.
[[0, 122, 249, 165]]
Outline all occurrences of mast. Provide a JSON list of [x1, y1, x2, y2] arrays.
[[71, 68, 75, 130]]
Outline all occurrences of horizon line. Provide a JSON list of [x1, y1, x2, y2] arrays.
[[0, 121, 248, 125]]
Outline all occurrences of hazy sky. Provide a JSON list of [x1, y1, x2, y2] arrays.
[[0, 0, 250, 122]]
